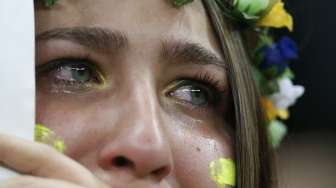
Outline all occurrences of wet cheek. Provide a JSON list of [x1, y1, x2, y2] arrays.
[[36, 95, 104, 158], [171, 127, 234, 188]]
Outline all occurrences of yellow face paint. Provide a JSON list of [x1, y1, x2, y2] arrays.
[[35, 124, 66, 153], [209, 158, 236, 187]]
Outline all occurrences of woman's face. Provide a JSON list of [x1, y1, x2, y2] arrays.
[[36, 0, 233, 187]]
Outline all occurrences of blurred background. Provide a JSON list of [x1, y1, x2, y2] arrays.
[[277, 0, 336, 187]]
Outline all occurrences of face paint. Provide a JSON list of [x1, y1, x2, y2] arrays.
[[209, 158, 236, 187], [35, 124, 66, 153]]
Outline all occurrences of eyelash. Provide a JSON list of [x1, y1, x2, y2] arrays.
[[36, 57, 226, 108], [193, 72, 224, 93], [170, 72, 226, 108], [36, 57, 105, 93]]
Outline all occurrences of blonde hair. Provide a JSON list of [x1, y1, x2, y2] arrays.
[[202, 1, 275, 188]]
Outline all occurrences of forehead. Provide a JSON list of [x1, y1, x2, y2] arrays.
[[36, 0, 221, 55]]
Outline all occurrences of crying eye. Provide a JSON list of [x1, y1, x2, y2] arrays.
[[36, 58, 105, 93], [167, 80, 219, 108], [50, 63, 95, 83]]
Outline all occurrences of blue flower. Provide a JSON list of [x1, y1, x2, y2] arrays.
[[278, 36, 298, 60], [260, 36, 298, 74]]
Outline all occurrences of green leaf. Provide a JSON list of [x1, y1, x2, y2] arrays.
[[43, 0, 58, 8], [258, 32, 273, 47], [262, 66, 278, 79], [252, 66, 279, 95], [172, 0, 194, 7], [253, 32, 273, 66], [279, 68, 295, 80], [267, 120, 288, 148], [252, 66, 264, 90], [263, 79, 279, 95], [233, 0, 270, 20], [252, 48, 265, 66]]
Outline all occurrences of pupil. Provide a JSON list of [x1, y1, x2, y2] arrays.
[[191, 87, 207, 105], [71, 66, 90, 82], [193, 90, 202, 98]]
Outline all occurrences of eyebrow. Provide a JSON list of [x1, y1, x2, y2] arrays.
[[37, 27, 225, 69], [36, 27, 128, 52], [161, 40, 226, 70]]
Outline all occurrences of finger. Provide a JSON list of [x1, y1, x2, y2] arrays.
[[0, 133, 102, 187], [0, 175, 84, 188]]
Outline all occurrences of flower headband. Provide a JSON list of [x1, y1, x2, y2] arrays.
[[172, 0, 304, 147], [42, 0, 304, 148], [217, 0, 304, 148]]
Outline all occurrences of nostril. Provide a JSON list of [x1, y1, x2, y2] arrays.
[[112, 156, 134, 168]]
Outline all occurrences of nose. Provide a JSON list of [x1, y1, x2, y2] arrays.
[[97, 90, 173, 181]]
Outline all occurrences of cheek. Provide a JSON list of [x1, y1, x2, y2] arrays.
[[36, 92, 235, 187], [169, 123, 234, 188], [36, 93, 107, 158]]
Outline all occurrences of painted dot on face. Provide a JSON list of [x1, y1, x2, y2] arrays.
[[209, 158, 236, 188], [35, 124, 66, 153]]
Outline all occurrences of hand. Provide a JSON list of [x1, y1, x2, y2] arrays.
[[0, 133, 109, 188]]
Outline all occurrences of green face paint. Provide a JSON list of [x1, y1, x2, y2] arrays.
[[209, 158, 236, 187], [35, 124, 66, 153]]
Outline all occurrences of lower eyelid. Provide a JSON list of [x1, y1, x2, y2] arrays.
[[172, 97, 215, 117]]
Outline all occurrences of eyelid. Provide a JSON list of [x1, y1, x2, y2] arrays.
[[36, 58, 106, 82], [169, 75, 225, 95], [37, 58, 96, 72], [36, 58, 108, 95]]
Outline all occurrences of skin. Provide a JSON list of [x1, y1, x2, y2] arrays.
[[0, 0, 234, 188]]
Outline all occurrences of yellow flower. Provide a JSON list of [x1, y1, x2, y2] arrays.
[[261, 97, 277, 121], [257, 0, 293, 31], [277, 109, 289, 120], [261, 97, 290, 122]]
